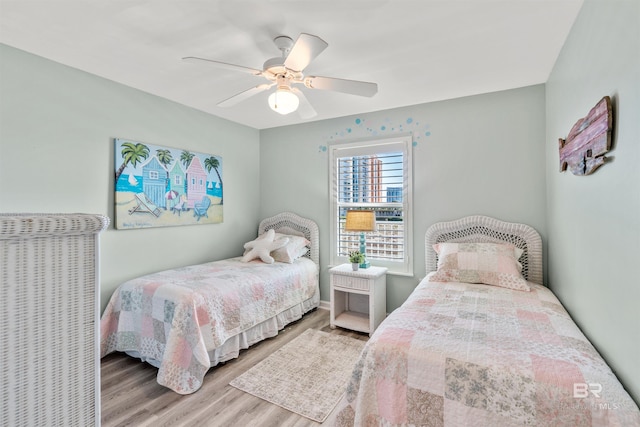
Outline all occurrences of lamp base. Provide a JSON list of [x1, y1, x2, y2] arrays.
[[359, 260, 371, 269]]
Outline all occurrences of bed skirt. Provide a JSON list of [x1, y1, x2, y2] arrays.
[[126, 291, 320, 370]]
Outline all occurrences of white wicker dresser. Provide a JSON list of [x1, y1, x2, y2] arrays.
[[1, 213, 109, 427]]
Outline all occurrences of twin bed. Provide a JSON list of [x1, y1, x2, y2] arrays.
[[100, 212, 319, 394], [102, 212, 639, 425], [330, 215, 639, 426]]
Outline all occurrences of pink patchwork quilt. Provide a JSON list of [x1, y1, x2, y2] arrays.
[[332, 275, 640, 426], [101, 257, 318, 394]]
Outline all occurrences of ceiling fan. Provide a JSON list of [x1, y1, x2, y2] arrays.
[[182, 33, 378, 119]]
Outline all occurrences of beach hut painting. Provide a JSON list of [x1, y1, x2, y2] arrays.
[[185, 157, 208, 209], [140, 156, 168, 208], [114, 138, 223, 229]]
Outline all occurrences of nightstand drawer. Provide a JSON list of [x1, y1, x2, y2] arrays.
[[333, 274, 370, 291]]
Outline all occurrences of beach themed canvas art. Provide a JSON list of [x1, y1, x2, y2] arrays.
[[114, 138, 223, 229]]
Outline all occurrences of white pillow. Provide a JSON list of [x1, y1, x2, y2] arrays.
[[241, 229, 289, 264], [271, 233, 311, 263], [428, 242, 529, 291]]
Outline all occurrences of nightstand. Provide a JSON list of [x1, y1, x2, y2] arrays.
[[329, 264, 387, 336]]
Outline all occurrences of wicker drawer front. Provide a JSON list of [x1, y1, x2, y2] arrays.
[[333, 274, 370, 291]]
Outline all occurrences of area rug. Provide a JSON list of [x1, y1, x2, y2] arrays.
[[229, 328, 365, 423]]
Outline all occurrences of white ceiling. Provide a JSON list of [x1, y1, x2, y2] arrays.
[[0, 1, 583, 130]]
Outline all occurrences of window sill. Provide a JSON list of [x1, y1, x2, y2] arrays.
[[385, 270, 414, 278]]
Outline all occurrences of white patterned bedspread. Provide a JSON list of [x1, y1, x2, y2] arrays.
[[101, 257, 318, 394], [332, 274, 640, 426]]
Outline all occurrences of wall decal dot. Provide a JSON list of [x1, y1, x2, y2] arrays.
[[412, 141, 418, 147], [324, 116, 431, 147]]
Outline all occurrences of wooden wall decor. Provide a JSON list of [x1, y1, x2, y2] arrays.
[[559, 96, 613, 175]]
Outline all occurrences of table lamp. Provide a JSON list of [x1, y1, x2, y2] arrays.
[[344, 210, 376, 269]]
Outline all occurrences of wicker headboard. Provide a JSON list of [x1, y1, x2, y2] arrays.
[[258, 212, 319, 266], [425, 215, 543, 285]]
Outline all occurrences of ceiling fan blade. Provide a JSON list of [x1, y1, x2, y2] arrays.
[[291, 88, 317, 119], [304, 75, 378, 97], [283, 33, 328, 72], [217, 83, 273, 107], [182, 56, 263, 76]]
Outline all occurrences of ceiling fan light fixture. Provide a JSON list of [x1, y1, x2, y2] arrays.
[[184, 32, 377, 117], [268, 87, 299, 115]]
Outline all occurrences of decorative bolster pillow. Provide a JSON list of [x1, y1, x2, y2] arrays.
[[428, 242, 530, 291], [271, 233, 311, 263]]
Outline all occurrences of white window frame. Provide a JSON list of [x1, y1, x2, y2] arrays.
[[329, 135, 413, 276]]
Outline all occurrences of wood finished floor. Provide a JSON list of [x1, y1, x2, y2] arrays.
[[101, 309, 368, 427]]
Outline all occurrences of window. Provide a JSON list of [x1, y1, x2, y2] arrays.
[[174, 175, 182, 186], [149, 171, 159, 180], [330, 135, 413, 275]]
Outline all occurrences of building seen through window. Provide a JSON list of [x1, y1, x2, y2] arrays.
[[337, 152, 405, 263]]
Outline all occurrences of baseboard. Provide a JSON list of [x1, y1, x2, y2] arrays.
[[319, 300, 330, 311]]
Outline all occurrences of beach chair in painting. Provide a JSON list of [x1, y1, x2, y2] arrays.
[[128, 193, 162, 217], [171, 195, 187, 216], [193, 196, 211, 221]]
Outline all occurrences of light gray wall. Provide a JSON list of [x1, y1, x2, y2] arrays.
[[0, 44, 261, 312], [259, 85, 547, 311], [545, 0, 639, 402]]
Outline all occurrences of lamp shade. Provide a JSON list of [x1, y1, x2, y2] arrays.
[[344, 210, 376, 232], [268, 88, 299, 115]]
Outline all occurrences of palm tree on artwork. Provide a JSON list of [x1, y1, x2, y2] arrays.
[[204, 156, 223, 204], [156, 149, 173, 183], [180, 150, 195, 169], [115, 142, 150, 182]]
